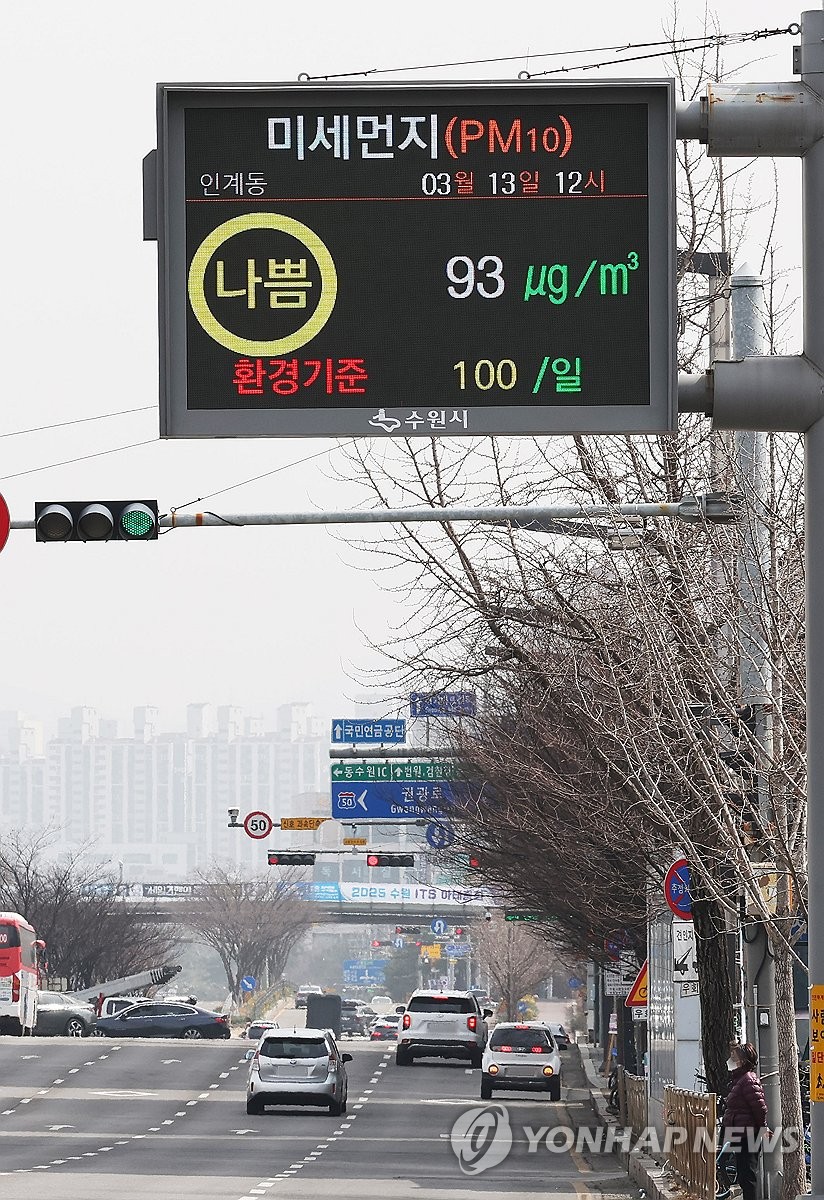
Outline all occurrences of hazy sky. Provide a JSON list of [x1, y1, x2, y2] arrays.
[[0, 1, 803, 733]]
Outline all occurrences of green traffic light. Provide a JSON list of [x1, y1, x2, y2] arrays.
[[120, 507, 156, 539]]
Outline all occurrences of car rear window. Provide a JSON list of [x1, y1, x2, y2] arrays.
[[490, 1028, 554, 1053], [407, 996, 475, 1014], [260, 1037, 329, 1059]]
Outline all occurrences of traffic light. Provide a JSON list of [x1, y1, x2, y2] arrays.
[[454, 927, 465, 938], [395, 925, 422, 935], [35, 501, 159, 542], [365, 853, 414, 867], [370, 939, 392, 948], [267, 851, 316, 866], [467, 853, 483, 870]]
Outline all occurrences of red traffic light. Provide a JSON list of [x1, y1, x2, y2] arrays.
[[454, 927, 464, 937], [267, 851, 316, 866], [371, 939, 381, 948], [468, 853, 482, 869], [365, 853, 414, 867]]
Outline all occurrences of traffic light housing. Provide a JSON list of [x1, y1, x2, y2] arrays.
[[366, 853, 414, 867], [467, 853, 483, 870], [395, 925, 422, 935], [267, 851, 316, 866], [35, 501, 159, 542]]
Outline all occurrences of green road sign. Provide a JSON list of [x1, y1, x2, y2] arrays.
[[330, 761, 461, 783], [504, 910, 545, 922]]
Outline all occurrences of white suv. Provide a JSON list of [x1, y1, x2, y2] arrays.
[[396, 989, 491, 1067]]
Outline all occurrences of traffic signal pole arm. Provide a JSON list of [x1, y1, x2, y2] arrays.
[[10, 496, 741, 534]]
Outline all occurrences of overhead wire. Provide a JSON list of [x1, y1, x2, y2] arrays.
[[299, 25, 797, 81], [0, 406, 154, 440]]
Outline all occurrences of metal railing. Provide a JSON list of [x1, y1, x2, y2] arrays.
[[623, 1069, 649, 1140], [664, 1085, 717, 1200]]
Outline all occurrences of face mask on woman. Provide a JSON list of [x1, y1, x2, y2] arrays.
[[727, 1057, 739, 1070]]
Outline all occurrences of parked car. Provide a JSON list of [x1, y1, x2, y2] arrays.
[[396, 989, 491, 1066], [547, 1021, 572, 1050], [94, 1000, 231, 1039], [295, 984, 323, 1009], [96, 995, 152, 1019], [245, 1027, 352, 1114], [34, 991, 96, 1037], [241, 1020, 280, 1040], [370, 1016, 400, 1041], [481, 1021, 562, 1101]]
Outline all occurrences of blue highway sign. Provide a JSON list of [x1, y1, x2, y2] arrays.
[[331, 719, 406, 744], [240, 975, 256, 992], [410, 692, 476, 718], [425, 820, 455, 850], [331, 780, 454, 820]]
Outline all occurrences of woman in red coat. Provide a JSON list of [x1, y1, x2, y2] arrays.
[[722, 1042, 770, 1200]]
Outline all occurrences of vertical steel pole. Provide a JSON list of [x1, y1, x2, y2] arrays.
[[732, 269, 781, 1199], [803, 9, 824, 1196]]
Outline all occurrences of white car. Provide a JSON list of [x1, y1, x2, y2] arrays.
[[369, 994, 395, 1013], [396, 989, 490, 1067], [246, 1027, 352, 1115], [481, 1021, 562, 1101]]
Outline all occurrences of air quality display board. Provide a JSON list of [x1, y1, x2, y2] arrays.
[[155, 82, 675, 437]]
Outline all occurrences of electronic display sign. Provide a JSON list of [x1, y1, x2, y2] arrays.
[[153, 82, 675, 437]]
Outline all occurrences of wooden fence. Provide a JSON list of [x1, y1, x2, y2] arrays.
[[622, 1069, 648, 1139]]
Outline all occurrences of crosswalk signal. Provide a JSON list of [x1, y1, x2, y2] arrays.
[[267, 851, 316, 866], [366, 853, 415, 867], [35, 501, 159, 542]]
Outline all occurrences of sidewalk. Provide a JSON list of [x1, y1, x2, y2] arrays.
[[578, 1043, 688, 1200]]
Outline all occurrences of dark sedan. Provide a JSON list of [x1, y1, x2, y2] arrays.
[[35, 991, 96, 1037], [94, 1000, 231, 1039]]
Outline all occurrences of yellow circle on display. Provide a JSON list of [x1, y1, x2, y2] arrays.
[[187, 212, 337, 355]]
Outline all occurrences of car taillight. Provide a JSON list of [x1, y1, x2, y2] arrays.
[[216, 1014, 229, 1023], [402, 1013, 411, 1030], [467, 1015, 477, 1032], [11, 975, 19, 1002]]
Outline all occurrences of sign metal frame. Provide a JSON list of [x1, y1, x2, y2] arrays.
[[155, 80, 676, 439]]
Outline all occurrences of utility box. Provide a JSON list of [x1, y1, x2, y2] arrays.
[[305, 992, 342, 1037]]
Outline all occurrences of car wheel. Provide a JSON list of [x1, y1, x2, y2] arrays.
[[181, 1027, 203, 1040], [92, 1027, 106, 1037], [480, 1077, 493, 1100], [548, 1077, 562, 1102], [328, 1097, 344, 1116], [395, 1047, 412, 1066], [246, 1097, 264, 1115], [64, 1017, 87, 1038]]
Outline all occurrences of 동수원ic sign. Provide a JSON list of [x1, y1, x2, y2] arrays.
[[152, 81, 675, 438]]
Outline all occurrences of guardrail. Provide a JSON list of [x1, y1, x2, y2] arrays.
[[664, 1085, 717, 1200]]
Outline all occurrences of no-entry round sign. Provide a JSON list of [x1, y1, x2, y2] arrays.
[[243, 810, 274, 840], [0, 493, 10, 555], [664, 857, 693, 920]]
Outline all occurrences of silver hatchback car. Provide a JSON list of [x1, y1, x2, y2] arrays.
[[246, 1027, 351, 1115], [481, 1021, 562, 1101]]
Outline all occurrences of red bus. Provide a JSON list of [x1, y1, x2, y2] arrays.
[[0, 912, 42, 1035]]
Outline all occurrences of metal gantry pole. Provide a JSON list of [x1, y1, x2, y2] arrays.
[[731, 268, 781, 1199], [803, 11, 824, 1197]]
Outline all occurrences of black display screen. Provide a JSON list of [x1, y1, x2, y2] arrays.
[[158, 84, 674, 437]]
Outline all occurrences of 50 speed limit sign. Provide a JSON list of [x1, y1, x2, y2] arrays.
[[243, 811, 274, 840]]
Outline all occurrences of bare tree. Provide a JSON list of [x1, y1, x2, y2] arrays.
[[181, 862, 314, 1002], [0, 829, 178, 988], [474, 917, 552, 1021]]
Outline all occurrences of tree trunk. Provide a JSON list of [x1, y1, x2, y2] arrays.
[[773, 935, 805, 1200], [692, 896, 735, 1097]]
